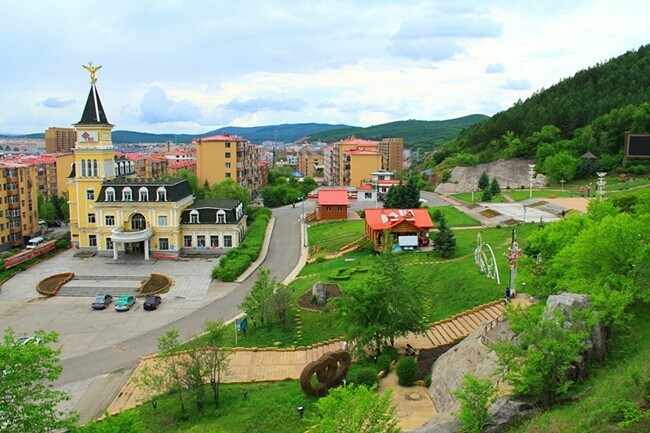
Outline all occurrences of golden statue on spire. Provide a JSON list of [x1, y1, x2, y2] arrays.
[[83, 62, 102, 84]]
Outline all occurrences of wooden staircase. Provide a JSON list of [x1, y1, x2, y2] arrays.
[[397, 300, 505, 349]]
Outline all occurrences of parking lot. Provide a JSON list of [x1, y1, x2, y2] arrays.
[[0, 249, 235, 360]]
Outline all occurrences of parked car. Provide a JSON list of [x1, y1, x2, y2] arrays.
[[18, 336, 42, 346], [114, 295, 136, 311], [143, 295, 162, 311], [91, 294, 113, 310]]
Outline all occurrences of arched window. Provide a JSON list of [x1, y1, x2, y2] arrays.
[[105, 187, 115, 201], [86, 187, 95, 200], [139, 187, 149, 201], [190, 210, 200, 223], [130, 213, 146, 230], [156, 187, 167, 201], [216, 210, 226, 223], [119, 162, 125, 176], [81, 160, 87, 177], [93, 159, 98, 177], [122, 187, 132, 201]]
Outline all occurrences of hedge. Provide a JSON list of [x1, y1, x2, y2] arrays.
[[212, 208, 272, 281]]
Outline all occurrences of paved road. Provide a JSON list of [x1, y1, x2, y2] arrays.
[[52, 203, 304, 420]]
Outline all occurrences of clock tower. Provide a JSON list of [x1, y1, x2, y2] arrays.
[[68, 63, 116, 249]]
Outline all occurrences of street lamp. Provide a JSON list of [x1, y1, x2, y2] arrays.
[[560, 179, 565, 191], [297, 406, 305, 418], [151, 399, 157, 414], [528, 164, 536, 199]]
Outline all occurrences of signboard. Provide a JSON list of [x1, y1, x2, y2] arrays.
[[77, 130, 98, 142], [625, 133, 650, 159]]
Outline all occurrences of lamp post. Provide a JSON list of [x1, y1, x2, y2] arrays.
[[528, 164, 536, 199], [596, 172, 607, 202], [297, 406, 305, 418], [522, 205, 527, 224], [151, 399, 157, 414], [560, 179, 565, 191], [504, 230, 523, 294]]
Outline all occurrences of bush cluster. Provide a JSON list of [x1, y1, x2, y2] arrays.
[[396, 357, 418, 386], [347, 366, 378, 388], [212, 208, 271, 282]]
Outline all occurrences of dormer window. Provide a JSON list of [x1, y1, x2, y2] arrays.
[[217, 210, 226, 223], [122, 187, 132, 201], [105, 187, 115, 201], [190, 210, 199, 223], [157, 187, 167, 201], [139, 187, 149, 201]]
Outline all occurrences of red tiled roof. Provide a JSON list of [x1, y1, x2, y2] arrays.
[[345, 149, 382, 155], [363, 208, 434, 231], [338, 135, 379, 146], [318, 189, 350, 206], [357, 184, 375, 190]]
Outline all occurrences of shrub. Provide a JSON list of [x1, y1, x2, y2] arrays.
[[348, 366, 378, 388], [376, 353, 394, 374], [424, 373, 432, 388], [441, 169, 451, 182], [396, 357, 418, 386], [452, 373, 496, 433]]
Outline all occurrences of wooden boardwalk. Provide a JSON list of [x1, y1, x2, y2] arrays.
[[107, 299, 507, 415]]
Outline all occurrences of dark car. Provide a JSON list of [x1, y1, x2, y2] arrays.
[[91, 294, 113, 310], [143, 295, 162, 311]]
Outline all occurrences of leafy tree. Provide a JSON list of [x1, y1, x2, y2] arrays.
[[136, 328, 188, 418], [206, 178, 251, 209], [490, 177, 501, 195], [433, 213, 456, 258], [0, 328, 78, 432], [60, 191, 70, 223], [494, 306, 589, 405], [40, 200, 57, 223], [543, 151, 579, 184], [239, 267, 287, 330], [452, 374, 496, 433], [383, 177, 420, 209], [338, 238, 427, 353], [173, 169, 201, 198], [202, 321, 232, 408], [309, 385, 400, 433], [478, 171, 490, 190]]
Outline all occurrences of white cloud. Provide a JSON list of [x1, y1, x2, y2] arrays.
[[138, 86, 202, 124], [0, 0, 647, 134], [41, 97, 75, 109], [485, 63, 506, 73]]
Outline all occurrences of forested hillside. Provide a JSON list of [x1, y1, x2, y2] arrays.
[[427, 44, 650, 181], [308, 115, 488, 151]]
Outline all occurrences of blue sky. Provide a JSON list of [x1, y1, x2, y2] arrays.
[[1, 0, 648, 135]]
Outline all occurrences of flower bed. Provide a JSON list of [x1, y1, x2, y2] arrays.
[[37, 272, 74, 296]]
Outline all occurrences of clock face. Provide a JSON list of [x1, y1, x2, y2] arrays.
[[78, 131, 98, 142]]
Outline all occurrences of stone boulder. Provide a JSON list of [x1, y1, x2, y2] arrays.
[[311, 281, 328, 306], [543, 292, 606, 380]]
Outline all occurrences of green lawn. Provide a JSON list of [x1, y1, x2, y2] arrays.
[[451, 192, 507, 204], [505, 189, 580, 201], [427, 205, 480, 227], [80, 381, 318, 433], [218, 224, 539, 348], [308, 220, 366, 258]]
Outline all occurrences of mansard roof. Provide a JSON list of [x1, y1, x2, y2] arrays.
[[95, 177, 192, 203]]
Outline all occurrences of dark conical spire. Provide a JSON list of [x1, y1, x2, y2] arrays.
[[75, 84, 110, 125]]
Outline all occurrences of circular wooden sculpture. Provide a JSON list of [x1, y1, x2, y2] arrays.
[[299, 349, 351, 396]]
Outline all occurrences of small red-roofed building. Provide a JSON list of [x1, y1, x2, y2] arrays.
[[316, 189, 350, 220], [362, 208, 434, 251]]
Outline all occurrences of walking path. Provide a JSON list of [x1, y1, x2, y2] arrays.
[[105, 298, 520, 417]]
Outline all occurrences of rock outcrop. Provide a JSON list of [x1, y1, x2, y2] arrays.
[[434, 158, 546, 195]]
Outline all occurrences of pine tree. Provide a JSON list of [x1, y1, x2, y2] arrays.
[[434, 214, 456, 258], [490, 177, 501, 195], [478, 171, 490, 190], [481, 187, 493, 202]]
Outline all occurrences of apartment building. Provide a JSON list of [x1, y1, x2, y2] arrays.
[[195, 133, 263, 194], [45, 127, 76, 153], [378, 137, 404, 172], [297, 151, 324, 178], [0, 161, 39, 251]]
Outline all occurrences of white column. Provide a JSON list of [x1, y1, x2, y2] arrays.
[[144, 239, 150, 260], [113, 242, 118, 260]]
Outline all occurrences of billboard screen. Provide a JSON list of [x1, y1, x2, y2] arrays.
[[626, 134, 650, 158]]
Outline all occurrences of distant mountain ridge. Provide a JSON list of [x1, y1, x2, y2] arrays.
[[3, 115, 488, 150]]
